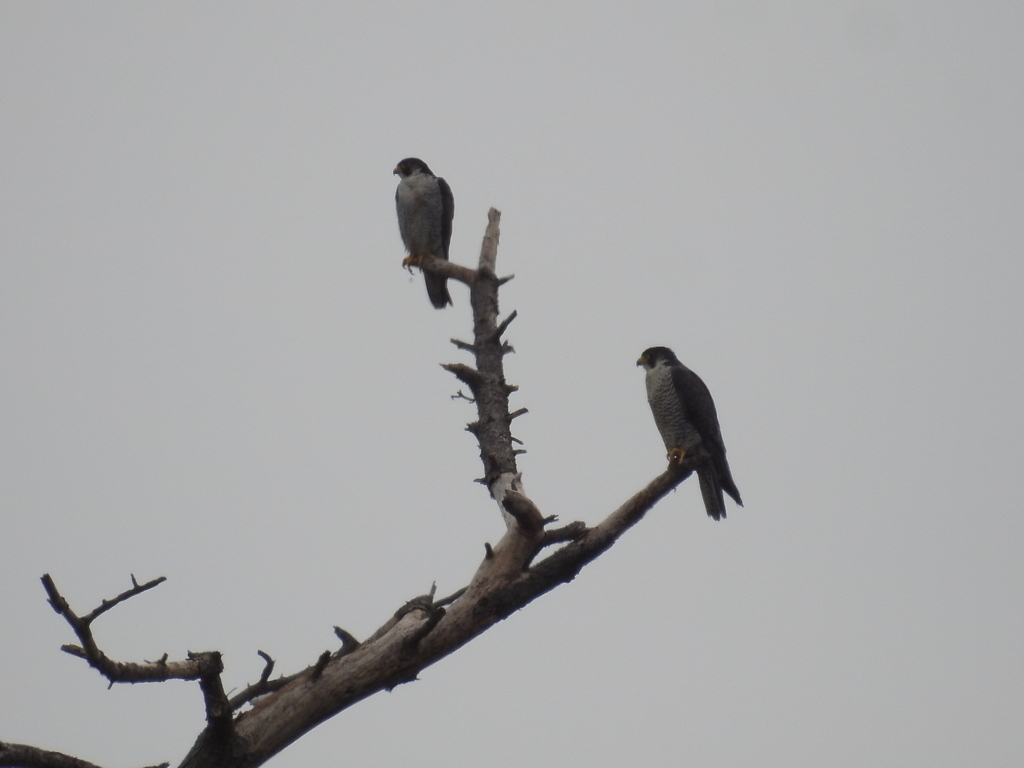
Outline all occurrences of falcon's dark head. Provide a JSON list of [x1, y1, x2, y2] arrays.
[[393, 157, 434, 178], [637, 346, 680, 370]]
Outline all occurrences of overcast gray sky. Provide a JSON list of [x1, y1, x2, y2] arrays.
[[2, 3, 1022, 767]]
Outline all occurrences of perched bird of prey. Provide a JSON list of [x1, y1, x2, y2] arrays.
[[637, 346, 742, 520], [394, 157, 454, 309]]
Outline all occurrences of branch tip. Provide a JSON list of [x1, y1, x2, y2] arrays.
[[311, 650, 331, 680], [442, 362, 483, 388], [451, 389, 476, 403], [450, 337, 476, 352], [333, 627, 361, 656]]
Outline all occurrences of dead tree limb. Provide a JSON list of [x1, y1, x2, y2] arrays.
[[0, 743, 106, 768], [41, 574, 223, 687], [19, 208, 694, 768], [0, 742, 169, 768]]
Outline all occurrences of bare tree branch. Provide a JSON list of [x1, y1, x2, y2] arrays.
[[194, 652, 231, 728], [228, 652, 285, 711], [81, 574, 166, 625], [41, 574, 223, 686], [540, 521, 589, 547], [440, 362, 483, 389], [491, 309, 517, 341], [25, 208, 700, 768], [0, 743, 107, 768], [0, 742, 169, 768], [416, 255, 477, 286]]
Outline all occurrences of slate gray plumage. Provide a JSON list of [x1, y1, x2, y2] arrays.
[[394, 157, 454, 309], [637, 346, 742, 520]]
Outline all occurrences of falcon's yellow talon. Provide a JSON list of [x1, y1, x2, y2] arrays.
[[667, 448, 688, 465]]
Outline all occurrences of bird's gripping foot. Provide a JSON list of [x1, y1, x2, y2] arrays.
[[667, 447, 690, 466], [403, 253, 437, 273]]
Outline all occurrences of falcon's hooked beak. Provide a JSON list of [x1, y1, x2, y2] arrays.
[[393, 165, 402, 176], [636, 354, 648, 367]]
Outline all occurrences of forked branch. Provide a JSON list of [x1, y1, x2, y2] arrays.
[[41, 574, 223, 686]]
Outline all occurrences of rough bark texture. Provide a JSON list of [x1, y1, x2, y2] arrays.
[[12, 209, 692, 768]]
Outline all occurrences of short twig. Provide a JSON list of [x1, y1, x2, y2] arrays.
[[490, 309, 518, 341], [333, 627, 361, 656], [441, 362, 484, 389], [435, 586, 467, 607], [310, 651, 332, 681], [393, 583, 437, 622], [229, 671, 303, 710], [226, 651, 278, 710], [256, 650, 275, 681], [82, 574, 167, 625], [540, 521, 590, 547]]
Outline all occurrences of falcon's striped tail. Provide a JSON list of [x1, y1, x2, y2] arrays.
[[425, 272, 452, 309], [697, 465, 727, 521], [697, 460, 743, 521]]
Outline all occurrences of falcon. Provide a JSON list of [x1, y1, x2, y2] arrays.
[[637, 346, 742, 520], [394, 157, 454, 309]]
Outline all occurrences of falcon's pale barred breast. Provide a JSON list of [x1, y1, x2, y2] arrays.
[[637, 346, 742, 520], [394, 157, 454, 309]]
